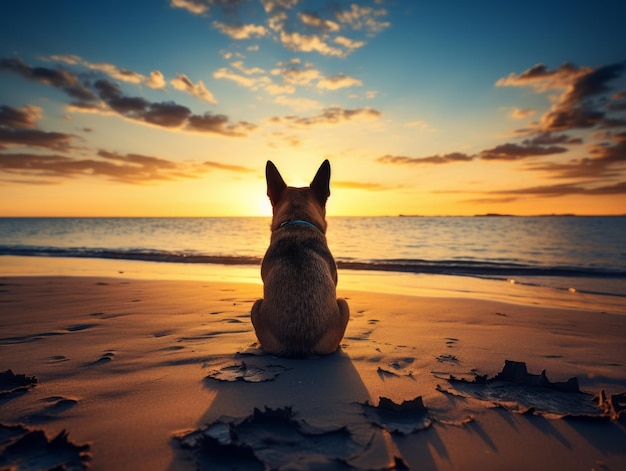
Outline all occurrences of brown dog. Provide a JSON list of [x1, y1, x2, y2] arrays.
[[251, 160, 350, 357]]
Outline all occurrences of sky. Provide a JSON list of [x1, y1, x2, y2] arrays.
[[0, 0, 625, 217]]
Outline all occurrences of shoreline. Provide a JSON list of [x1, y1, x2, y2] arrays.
[[0, 275, 624, 470], [1, 254, 625, 315]]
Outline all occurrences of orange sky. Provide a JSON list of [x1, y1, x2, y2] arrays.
[[1, 1, 625, 216]]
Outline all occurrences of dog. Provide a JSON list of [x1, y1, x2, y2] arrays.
[[251, 160, 350, 358]]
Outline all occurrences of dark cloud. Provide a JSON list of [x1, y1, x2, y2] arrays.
[[479, 143, 568, 161], [90, 78, 256, 135], [522, 132, 583, 146], [1, 59, 256, 138], [187, 112, 257, 136], [525, 137, 626, 179], [377, 153, 474, 165], [0, 103, 78, 151], [497, 62, 626, 133], [0, 150, 208, 184], [487, 181, 626, 197], [0, 128, 77, 151], [0, 57, 96, 101], [0, 104, 41, 129]]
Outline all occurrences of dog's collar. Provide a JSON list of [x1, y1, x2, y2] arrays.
[[279, 219, 322, 233]]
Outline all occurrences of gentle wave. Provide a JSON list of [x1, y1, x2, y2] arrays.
[[2, 245, 625, 280]]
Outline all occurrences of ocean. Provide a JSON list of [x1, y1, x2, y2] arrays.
[[1, 216, 625, 313]]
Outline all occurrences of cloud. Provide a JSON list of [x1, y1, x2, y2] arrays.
[[496, 62, 626, 132], [378, 153, 474, 165], [333, 35, 365, 51], [0, 104, 42, 128], [270, 106, 381, 127], [522, 132, 583, 146], [212, 21, 267, 39], [48, 54, 166, 90], [509, 107, 536, 119], [0, 57, 95, 101], [271, 62, 321, 85], [0, 128, 77, 151], [333, 181, 390, 191], [266, 131, 300, 148], [147, 71, 167, 89], [0, 150, 201, 184], [0, 147, 252, 185], [486, 181, 626, 197], [170, 0, 210, 15], [170, 73, 217, 104], [334, 3, 390, 34], [479, 143, 568, 161], [526, 138, 626, 179], [279, 31, 344, 56], [298, 12, 340, 32], [203, 160, 253, 172], [273, 95, 322, 112], [231, 61, 265, 75], [317, 73, 362, 90], [186, 112, 257, 136], [0, 66, 256, 137]]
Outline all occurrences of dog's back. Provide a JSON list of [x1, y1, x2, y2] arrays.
[[251, 161, 350, 357]]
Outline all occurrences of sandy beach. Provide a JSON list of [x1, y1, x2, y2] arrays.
[[1, 275, 625, 470]]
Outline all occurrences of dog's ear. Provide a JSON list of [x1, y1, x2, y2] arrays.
[[266, 161, 287, 206], [310, 159, 331, 205]]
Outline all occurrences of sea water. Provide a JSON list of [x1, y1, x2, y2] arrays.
[[1, 216, 624, 312]]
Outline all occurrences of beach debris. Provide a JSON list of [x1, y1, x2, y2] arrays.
[[595, 390, 626, 421], [436, 354, 459, 365], [205, 361, 287, 383], [0, 425, 90, 470], [174, 406, 363, 469], [377, 367, 400, 379], [0, 369, 38, 397], [361, 396, 433, 434], [436, 360, 621, 419]]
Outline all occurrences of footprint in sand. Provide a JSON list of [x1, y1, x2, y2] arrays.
[[45, 355, 69, 364], [85, 351, 115, 366], [445, 337, 459, 348], [66, 323, 98, 332]]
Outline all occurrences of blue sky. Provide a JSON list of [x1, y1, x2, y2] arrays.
[[1, 0, 625, 216]]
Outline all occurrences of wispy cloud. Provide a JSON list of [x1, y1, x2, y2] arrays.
[[170, 0, 210, 15], [333, 181, 391, 191], [270, 106, 381, 127], [0, 149, 251, 185], [212, 21, 268, 39], [172, 0, 389, 58], [378, 153, 474, 165], [47, 54, 166, 89], [170, 73, 217, 104], [317, 73, 362, 90]]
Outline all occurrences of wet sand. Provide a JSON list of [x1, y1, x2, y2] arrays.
[[1, 276, 625, 470]]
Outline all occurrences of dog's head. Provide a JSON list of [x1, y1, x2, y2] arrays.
[[266, 160, 330, 233]]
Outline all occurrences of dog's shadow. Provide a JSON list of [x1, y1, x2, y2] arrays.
[[171, 349, 397, 469]]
